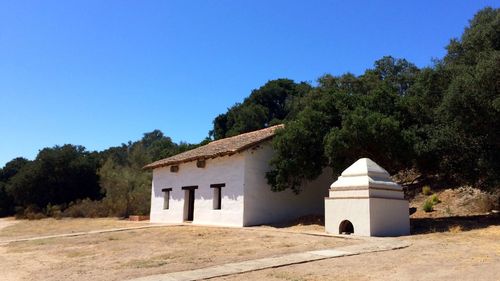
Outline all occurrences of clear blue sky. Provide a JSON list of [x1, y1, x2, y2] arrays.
[[0, 1, 498, 167]]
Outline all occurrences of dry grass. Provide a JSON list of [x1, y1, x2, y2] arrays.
[[0, 218, 353, 281], [410, 187, 498, 219], [3, 186, 498, 281], [221, 225, 500, 281], [0, 217, 149, 239], [448, 225, 463, 233]]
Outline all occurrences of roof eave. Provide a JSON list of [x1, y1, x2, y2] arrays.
[[142, 135, 275, 170]]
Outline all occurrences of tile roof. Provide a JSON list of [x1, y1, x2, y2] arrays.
[[144, 124, 284, 169]]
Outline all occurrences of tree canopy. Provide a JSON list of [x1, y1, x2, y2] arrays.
[[210, 79, 312, 139], [0, 130, 194, 218], [5, 145, 101, 212], [265, 7, 499, 192]]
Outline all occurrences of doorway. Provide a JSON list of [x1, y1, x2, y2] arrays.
[[182, 186, 197, 222]]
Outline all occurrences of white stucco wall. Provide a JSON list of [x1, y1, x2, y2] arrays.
[[325, 195, 410, 237], [150, 154, 245, 227], [324, 198, 372, 236], [368, 189, 405, 199], [325, 158, 410, 237], [242, 143, 331, 226], [151, 140, 334, 227], [325, 192, 410, 236], [369, 198, 410, 236]]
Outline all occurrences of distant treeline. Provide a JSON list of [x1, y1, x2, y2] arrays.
[[0, 7, 498, 218], [0, 132, 197, 218]]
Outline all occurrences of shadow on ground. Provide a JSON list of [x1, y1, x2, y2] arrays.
[[410, 213, 500, 234], [266, 213, 500, 236], [267, 215, 325, 228]]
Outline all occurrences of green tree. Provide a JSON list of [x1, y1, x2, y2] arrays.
[[266, 77, 349, 193], [267, 57, 418, 192], [97, 130, 184, 217], [266, 108, 331, 193], [0, 157, 29, 181], [0, 182, 11, 217], [6, 145, 101, 210], [98, 156, 151, 217], [324, 108, 411, 174], [0, 157, 30, 216], [140, 130, 178, 161], [210, 79, 311, 139], [416, 7, 500, 187], [267, 8, 499, 192]]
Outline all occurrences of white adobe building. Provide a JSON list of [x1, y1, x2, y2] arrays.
[[325, 158, 410, 236], [144, 125, 332, 227]]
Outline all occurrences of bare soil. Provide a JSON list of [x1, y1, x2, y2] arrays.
[[221, 223, 500, 281], [0, 217, 18, 231], [219, 186, 500, 281], [0, 219, 353, 281], [0, 217, 149, 240], [1, 188, 498, 281], [410, 187, 498, 219]]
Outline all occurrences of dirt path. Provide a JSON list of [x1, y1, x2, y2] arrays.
[[129, 238, 410, 281], [0, 217, 19, 231]]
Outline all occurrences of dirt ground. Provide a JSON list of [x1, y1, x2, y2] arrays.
[[0, 217, 149, 239], [221, 222, 500, 281], [0, 210, 499, 281], [0, 217, 18, 232], [409, 187, 498, 219], [0, 218, 353, 281]]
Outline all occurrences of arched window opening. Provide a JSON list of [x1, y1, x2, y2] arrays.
[[339, 220, 354, 234]]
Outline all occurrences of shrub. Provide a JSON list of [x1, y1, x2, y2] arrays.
[[422, 185, 432, 195], [457, 185, 498, 213], [62, 199, 109, 218], [423, 199, 434, 212], [430, 194, 441, 204], [22, 205, 46, 220], [26, 212, 46, 220], [448, 225, 462, 233], [45, 204, 63, 219], [14, 206, 25, 219]]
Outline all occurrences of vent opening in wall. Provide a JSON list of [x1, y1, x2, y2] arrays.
[[170, 165, 179, 172], [339, 220, 354, 235], [196, 159, 206, 168]]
